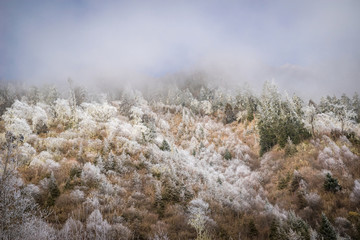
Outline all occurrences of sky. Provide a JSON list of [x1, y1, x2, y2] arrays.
[[0, 0, 360, 98]]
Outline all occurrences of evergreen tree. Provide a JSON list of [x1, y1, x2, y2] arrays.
[[291, 172, 302, 192], [319, 213, 337, 240], [352, 92, 360, 123], [47, 173, 60, 206], [258, 81, 310, 155], [248, 219, 259, 238], [278, 172, 291, 190], [287, 212, 310, 240], [246, 96, 257, 122], [224, 103, 236, 124], [104, 152, 116, 172], [324, 173, 342, 193], [223, 149, 232, 160], [269, 219, 281, 240], [297, 191, 307, 210], [160, 139, 170, 151]]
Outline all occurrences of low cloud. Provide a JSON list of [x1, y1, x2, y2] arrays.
[[0, 0, 359, 98]]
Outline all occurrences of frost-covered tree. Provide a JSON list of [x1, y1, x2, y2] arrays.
[[32, 106, 48, 134], [305, 192, 322, 210], [199, 86, 213, 102], [26, 86, 40, 105], [332, 102, 356, 133], [0, 132, 45, 239], [0, 173, 42, 239], [0, 83, 19, 116], [350, 179, 360, 204], [54, 99, 72, 126], [160, 139, 170, 151], [109, 223, 132, 240], [82, 102, 117, 122], [4, 118, 32, 139], [40, 85, 59, 105], [86, 209, 111, 240], [2, 101, 33, 137], [303, 104, 317, 136], [224, 103, 235, 124], [188, 198, 213, 240], [18, 217, 56, 240], [318, 95, 357, 133], [79, 116, 98, 137], [81, 163, 102, 187], [60, 217, 84, 240], [286, 212, 310, 240], [352, 92, 360, 123]]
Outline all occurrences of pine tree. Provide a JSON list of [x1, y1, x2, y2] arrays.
[[258, 81, 310, 155], [224, 103, 235, 124], [246, 96, 257, 122], [319, 213, 337, 240], [324, 173, 342, 193], [47, 173, 60, 206], [248, 219, 259, 239], [287, 212, 310, 240], [352, 92, 360, 123], [223, 149, 232, 160], [269, 219, 280, 240], [291, 171, 302, 192], [297, 191, 307, 210], [278, 172, 291, 190], [104, 152, 116, 171], [160, 139, 170, 151]]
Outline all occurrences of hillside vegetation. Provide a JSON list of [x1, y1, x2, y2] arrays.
[[0, 80, 360, 240]]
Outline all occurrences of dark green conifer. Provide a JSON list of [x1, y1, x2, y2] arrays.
[[319, 213, 337, 240], [269, 219, 280, 240], [324, 173, 342, 193], [160, 139, 170, 151], [224, 103, 236, 124], [248, 219, 259, 238], [224, 149, 232, 160], [47, 173, 60, 206]]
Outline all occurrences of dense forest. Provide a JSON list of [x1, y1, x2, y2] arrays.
[[0, 78, 360, 240]]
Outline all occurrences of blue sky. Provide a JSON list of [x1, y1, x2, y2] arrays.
[[0, 0, 359, 96]]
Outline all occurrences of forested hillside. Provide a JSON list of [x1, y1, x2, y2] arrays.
[[1, 80, 360, 240]]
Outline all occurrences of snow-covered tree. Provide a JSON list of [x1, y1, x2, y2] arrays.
[[82, 102, 117, 122], [60, 217, 84, 240], [32, 105, 48, 134], [18, 217, 56, 240], [86, 209, 111, 240], [0, 132, 44, 239], [188, 198, 214, 240], [54, 99, 72, 125], [318, 95, 357, 133], [81, 163, 103, 186], [303, 104, 317, 136], [350, 179, 360, 204]]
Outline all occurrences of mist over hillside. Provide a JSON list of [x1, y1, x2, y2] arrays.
[[1, 1, 360, 239], [0, 80, 360, 239]]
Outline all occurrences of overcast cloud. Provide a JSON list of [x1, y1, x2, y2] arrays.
[[0, 0, 359, 98]]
